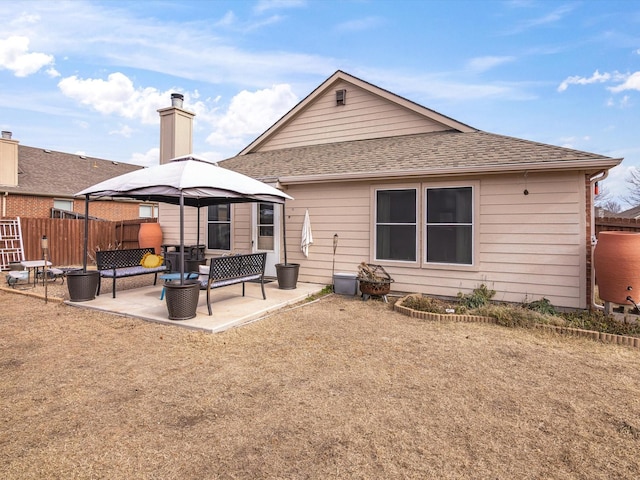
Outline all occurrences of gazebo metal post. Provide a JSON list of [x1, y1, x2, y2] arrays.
[[282, 202, 288, 265], [83, 194, 89, 272], [179, 192, 185, 285]]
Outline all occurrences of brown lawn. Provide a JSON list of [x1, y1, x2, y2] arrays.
[[1, 283, 640, 479]]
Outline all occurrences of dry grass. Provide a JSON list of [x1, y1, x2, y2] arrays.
[[1, 283, 640, 479]]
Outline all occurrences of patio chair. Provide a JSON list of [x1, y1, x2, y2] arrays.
[[36, 264, 66, 285]]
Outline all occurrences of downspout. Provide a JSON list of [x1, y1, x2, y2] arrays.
[[589, 170, 608, 311], [2, 192, 7, 217]]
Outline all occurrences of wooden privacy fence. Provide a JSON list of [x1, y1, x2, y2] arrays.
[[13, 217, 157, 267]]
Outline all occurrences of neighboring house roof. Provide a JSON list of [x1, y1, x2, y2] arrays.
[[618, 205, 640, 219], [4, 145, 144, 197], [222, 71, 621, 184]]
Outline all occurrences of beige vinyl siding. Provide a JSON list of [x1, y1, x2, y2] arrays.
[[257, 80, 451, 152], [281, 182, 371, 284], [476, 172, 586, 307], [158, 203, 200, 246], [231, 203, 252, 253], [288, 171, 587, 308]]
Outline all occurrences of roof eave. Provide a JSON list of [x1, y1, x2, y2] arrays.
[[278, 158, 623, 185]]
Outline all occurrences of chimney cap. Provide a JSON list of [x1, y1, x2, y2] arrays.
[[1, 131, 12, 139], [170, 93, 184, 108]]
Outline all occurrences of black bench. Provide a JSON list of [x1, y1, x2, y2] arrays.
[[199, 252, 267, 315], [96, 248, 166, 298]]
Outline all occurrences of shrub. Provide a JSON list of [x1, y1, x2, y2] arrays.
[[560, 309, 640, 337], [401, 295, 451, 314], [457, 284, 495, 310], [525, 298, 557, 315]]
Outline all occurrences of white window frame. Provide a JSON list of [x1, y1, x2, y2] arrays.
[[53, 199, 73, 212], [139, 204, 158, 218], [373, 187, 418, 263], [424, 185, 474, 266], [207, 203, 232, 252]]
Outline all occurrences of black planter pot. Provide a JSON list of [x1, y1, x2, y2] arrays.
[[165, 280, 201, 320], [275, 263, 300, 290], [67, 270, 100, 302]]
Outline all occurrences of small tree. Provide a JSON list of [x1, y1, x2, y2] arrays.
[[625, 168, 640, 207], [594, 185, 621, 214]]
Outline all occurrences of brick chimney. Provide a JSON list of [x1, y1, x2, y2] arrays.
[[0, 131, 19, 187], [157, 93, 195, 164]]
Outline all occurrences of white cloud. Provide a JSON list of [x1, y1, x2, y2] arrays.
[[54, 70, 294, 158], [0, 36, 55, 77], [608, 71, 640, 93], [129, 147, 159, 167], [557, 70, 611, 92], [335, 16, 385, 33], [505, 4, 575, 34], [253, 0, 306, 15], [206, 84, 298, 150], [467, 56, 516, 73], [216, 11, 236, 27], [109, 125, 134, 138], [58, 72, 172, 124], [559, 135, 591, 149], [0, 2, 334, 90]]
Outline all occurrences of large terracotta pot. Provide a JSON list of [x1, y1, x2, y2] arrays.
[[138, 222, 163, 255], [594, 231, 640, 305]]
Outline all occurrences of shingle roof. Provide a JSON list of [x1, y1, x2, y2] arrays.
[[220, 130, 621, 183], [5, 145, 144, 197], [618, 205, 640, 218]]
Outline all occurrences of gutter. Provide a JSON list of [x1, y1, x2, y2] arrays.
[[589, 170, 609, 311]]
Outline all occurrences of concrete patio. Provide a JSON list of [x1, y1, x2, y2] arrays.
[[66, 280, 324, 333]]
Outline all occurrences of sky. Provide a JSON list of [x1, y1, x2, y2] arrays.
[[1, 0, 640, 207]]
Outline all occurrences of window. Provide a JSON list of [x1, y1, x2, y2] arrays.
[[257, 203, 274, 250], [139, 204, 158, 218], [375, 189, 417, 261], [425, 187, 473, 265], [53, 199, 73, 211], [207, 203, 231, 250]]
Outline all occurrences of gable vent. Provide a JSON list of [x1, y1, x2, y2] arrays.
[[336, 89, 346, 106]]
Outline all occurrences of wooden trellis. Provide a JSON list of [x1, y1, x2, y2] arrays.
[[0, 217, 25, 270]]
